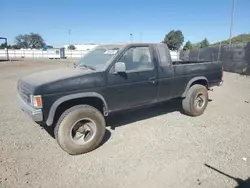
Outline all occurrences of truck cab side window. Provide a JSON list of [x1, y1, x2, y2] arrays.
[[119, 46, 153, 71], [157, 44, 171, 66]]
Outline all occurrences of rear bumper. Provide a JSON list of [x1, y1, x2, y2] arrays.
[[209, 80, 223, 88], [218, 80, 223, 86], [17, 94, 43, 122]]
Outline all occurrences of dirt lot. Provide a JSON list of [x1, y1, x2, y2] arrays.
[[0, 59, 250, 188]]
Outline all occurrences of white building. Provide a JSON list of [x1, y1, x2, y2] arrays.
[[64, 43, 99, 51]]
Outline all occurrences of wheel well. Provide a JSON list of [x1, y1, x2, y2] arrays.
[[53, 97, 104, 126], [190, 79, 208, 88], [182, 79, 208, 97]]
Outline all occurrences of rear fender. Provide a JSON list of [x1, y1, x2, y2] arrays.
[[182, 77, 208, 97]]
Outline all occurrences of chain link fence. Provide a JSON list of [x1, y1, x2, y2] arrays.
[[180, 42, 250, 75]]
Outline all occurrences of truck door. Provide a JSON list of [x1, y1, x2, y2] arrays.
[[105, 45, 158, 111], [155, 44, 175, 101]]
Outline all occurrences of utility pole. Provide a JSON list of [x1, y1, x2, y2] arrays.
[[229, 0, 235, 44], [217, 42, 222, 61], [130, 33, 133, 43], [6, 38, 9, 61], [68, 29, 71, 45]]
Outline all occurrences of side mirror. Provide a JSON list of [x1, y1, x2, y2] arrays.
[[114, 62, 126, 73]]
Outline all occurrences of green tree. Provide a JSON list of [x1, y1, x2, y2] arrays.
[[183, 41, 192, 51], [15, 32, 46, 49], [0, 43, 12, 49], [191, 43, 202, 50], [68, 45, 76, 50], [11, 45, 21, 49], [46, 45, 53, 49], [0, 42, 7, 49], [163, 30, 184, 50], [200, 38, 209, 48]]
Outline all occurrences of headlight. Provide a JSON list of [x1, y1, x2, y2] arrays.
[[30, 95, 43, 108]]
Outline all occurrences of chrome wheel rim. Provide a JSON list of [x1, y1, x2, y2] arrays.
[[70, 118, 96, 145], [195, 94, 205, 109]]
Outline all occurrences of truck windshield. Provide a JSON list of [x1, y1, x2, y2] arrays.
[[77, 45, 124, 70]]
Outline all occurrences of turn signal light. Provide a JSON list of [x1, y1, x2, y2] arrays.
[[31, 95, 43, 108]]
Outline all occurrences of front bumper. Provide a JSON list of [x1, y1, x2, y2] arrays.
[[17, 94, 43, 122]]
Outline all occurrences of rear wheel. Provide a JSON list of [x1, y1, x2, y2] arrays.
[[54, 105, 106, 155], [182, 84, 208, 116]]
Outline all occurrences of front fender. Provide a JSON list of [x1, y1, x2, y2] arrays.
[[45, 92, 108, 126]]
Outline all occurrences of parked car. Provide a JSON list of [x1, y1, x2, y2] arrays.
[[17, 43, 223, 155]]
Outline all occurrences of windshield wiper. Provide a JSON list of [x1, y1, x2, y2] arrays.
[[81, 64, 96, 70]]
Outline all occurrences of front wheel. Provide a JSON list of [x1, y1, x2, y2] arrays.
[[54, 105, 106, 155], [182, 84, 208, 117]]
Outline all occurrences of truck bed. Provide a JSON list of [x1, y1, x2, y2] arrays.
[[172, 60, 222, 96], [173, 60, 222, 78], [172, 60, 210, 65]]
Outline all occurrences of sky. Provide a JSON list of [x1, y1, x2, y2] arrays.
[[1, 0, 250, 47]]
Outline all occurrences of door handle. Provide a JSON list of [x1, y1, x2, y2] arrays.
[[149, 77, 156, 83]]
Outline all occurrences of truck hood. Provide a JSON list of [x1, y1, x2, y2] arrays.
[[18, 68, 93, 94]]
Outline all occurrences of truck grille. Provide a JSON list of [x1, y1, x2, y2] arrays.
[[18, 86, 31, 104]]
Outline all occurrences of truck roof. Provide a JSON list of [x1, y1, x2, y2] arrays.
[[99, 42, 162, 46], [97, 43, 164, 50]]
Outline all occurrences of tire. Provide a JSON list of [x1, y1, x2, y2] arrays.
[[54, 105, 106, 155], [182, 84, 208, 117]]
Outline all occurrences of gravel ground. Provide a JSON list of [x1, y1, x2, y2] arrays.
[[0, 59, 250, 188]]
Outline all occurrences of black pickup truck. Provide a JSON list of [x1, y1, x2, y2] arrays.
[[17, 43, 223, 155]]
